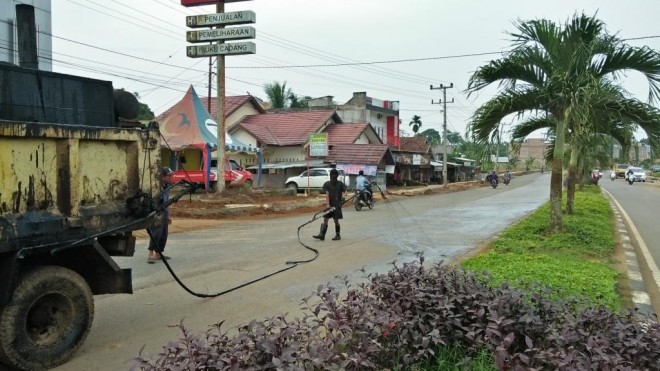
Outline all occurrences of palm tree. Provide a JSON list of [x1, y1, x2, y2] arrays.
[[263, 81, 292, 109], [409, 115, 423, 134], [467, 13, 660, 232]]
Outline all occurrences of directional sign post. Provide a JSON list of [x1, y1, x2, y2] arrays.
[[185, 2, 256, 192]]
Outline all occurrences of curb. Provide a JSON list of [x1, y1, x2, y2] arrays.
[[604, 190, 659, 318]]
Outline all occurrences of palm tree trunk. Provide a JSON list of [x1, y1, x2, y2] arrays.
[[566, 143, 578, 215], [549, 118, 566, 233]]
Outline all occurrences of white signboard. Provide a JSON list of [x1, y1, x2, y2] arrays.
[[187, 26, 256, 43], [413, 154, 421, 165], [308, 133, 328, 157], [186, 10, 256, 28], [186, 42, 256, 58]]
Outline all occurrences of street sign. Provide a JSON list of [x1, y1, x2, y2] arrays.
[[186, 10, 255, 28], [187, 26, 255, 43], [181, 0, 252, 7], [186, 41, 256, 58], [309, 133, 328, 157]]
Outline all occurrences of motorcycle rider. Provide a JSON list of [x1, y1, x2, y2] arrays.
[[355, 170, 372, 204], [610, 171, 616, 180], [503, 170, 511, 184], [626, 168, 635, 182], [486, 170, 499, 185]]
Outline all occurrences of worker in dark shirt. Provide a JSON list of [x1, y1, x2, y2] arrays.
[[313, 169, 347, 241]]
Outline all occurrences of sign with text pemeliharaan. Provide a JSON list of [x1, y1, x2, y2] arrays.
[[187, 26, 255, 43]]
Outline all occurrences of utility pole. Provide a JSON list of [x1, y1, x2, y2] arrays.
[[430, 83, 453, 188], [215, 1, 226, 192]]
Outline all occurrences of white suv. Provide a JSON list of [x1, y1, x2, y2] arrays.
[[626, 166, 646, 182], [285, 168, 348, 192]]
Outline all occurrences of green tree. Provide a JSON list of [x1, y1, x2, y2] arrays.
[[446, 131, 465, 146], [419, 128, 441, 144], [133, 92, 154, 120], [263, 81, 292, 109], [409, 115, 422, 134], [467, 13, 660, 232]]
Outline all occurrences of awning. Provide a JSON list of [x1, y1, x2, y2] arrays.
[[430, 160, 461, 168], [247, 159, 325, 170]]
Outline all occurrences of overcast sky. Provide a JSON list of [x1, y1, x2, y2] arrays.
[[49, 0, 660, 140]]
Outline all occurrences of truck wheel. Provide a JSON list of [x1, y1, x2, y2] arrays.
[[0, 266, 94, 371], [243, 179, 252, 188]]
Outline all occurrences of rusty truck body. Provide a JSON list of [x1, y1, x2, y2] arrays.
[[0, 60, 180, 370], [0, 120, 164, 370]]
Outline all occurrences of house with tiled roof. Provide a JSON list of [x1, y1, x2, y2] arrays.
[[395, 136, 435, 184], [230, 110, 394, 188]]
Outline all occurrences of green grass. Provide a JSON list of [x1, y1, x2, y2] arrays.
[[410, 345, 496, 371], [462, 185, 622, 309]]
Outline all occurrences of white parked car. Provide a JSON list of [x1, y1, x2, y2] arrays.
[[285, 168, 349, 192], [625, 166, 646, 182]]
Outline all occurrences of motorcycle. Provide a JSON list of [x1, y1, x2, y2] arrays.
[[627, 173, 635, 185], [354, 186, 374, 211], [485, 174, 498, 189], [503, 175, 511, 185], [610, 172, 616, 181]]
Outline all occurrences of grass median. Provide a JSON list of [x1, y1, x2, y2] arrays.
[[461, 185, 623, 310]]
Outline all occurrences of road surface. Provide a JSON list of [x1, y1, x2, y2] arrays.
[[54, 173, 550, 371]]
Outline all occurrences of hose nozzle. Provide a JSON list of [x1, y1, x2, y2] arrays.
[[322, 206, 335, 217]]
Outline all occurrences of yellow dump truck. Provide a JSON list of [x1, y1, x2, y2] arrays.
[[0, 63, 198, 370]]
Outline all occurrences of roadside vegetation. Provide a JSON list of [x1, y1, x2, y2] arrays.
[[133, 186, 659, 370], [462, 186, 621, 310]]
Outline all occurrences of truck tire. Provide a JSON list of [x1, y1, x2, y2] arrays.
[[0, 266, 94, 371]]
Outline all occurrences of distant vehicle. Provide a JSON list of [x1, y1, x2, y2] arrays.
[[651, 164, 660, 172], [625, 166, 646, 182], [211, 158, 254, 188], [615, 163, 630, 178], [285, 168, 348, 192], [592, 169, 603, 179]]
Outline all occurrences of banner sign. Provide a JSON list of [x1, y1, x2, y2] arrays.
[[308, 133, 327, 157], [336, 163, 377, 176]]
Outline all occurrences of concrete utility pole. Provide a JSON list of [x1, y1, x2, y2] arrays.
[[216, 1, 226, 192], [430, 83, 453, 188]]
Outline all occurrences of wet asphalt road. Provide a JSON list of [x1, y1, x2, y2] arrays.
[[600, 175, 660, 313], [55, 173, 551, 371]]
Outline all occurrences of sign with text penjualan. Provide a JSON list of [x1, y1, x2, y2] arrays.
[[181, 0, 252, 7], [186, 10, 255, 28], [186, 42, 256, 58], [187, 26, 255, 43]]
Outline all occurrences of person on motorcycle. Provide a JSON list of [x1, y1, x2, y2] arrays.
[[488, 171, 499, 184], [503, 170, 511, 184], [355, 170, 372, 203]]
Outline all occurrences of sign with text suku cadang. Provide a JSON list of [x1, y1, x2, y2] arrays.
[[186, 42, 256, 58]]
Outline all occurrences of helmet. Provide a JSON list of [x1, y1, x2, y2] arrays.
[[161, 167, 174, 176], [358, 170, 364, 176]]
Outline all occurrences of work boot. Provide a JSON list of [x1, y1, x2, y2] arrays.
[[332, 225, 341, 240], [313, 223, 328, 241]]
